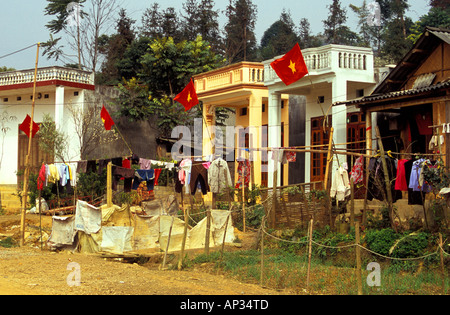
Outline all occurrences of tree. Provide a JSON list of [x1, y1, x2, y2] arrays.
[[224, 0, 258, 63], [115, 36, 223, 136], [37, 114, 70, 162], [139, 3, 163, 38], [408, 6, 450, 43], [196, 0, 222, 54], [323, 0, 348, 44], [43, 0, 119, 72], [97, 8, 136, 84], [260, 9, 299, 60], [298, 18, 322, 49]]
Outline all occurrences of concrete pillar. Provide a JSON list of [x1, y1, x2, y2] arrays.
[[331, 77, 347, 170], [55, 85, 65, 132], [248, 92, 263, 186], [267, 91, 281, 187]]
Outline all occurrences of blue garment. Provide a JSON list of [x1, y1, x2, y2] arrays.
[[408, 159, 431, 192], [132, 169, 155, 191]]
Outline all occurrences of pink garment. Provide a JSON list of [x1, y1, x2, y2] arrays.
[[350, 155, 364, 185], [202, 162, 211, 169], [395, 159, 409, 191], [139, 158, 152, 170]]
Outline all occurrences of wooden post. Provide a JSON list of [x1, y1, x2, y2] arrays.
[[439, 233, 446, 294], [350, 178, 355, 228], [220, 211, 231, 260], [324, 128, 334, 228], [162, 215, 175, 270], [306, 218, 314, 291], [38, 188, 43, 250], [355, 221, 363, 295], [178, 192, 188, 270], [271, 168, 278, 229], [205, 208, 211, 255], [19, 43, 40, 247], [375, 126, 396, 231], [241, 164, 246, 233], [260, 218, 265, 287], [107, 161, 112, 207], [324, 127, 334, 190]]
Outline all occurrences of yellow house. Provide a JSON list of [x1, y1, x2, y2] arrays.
[[193, 61, 290, 189]]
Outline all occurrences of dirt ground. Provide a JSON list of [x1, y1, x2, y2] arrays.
[[0, 213, 283, 295]]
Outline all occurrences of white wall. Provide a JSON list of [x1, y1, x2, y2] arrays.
[[0, 88, 84, 185]]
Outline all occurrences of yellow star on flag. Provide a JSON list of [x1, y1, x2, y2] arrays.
[[187, 92, 192, 103], [288, 60, 296, 74]]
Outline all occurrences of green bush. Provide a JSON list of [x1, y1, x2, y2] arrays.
[[364, 228, 399, 256]]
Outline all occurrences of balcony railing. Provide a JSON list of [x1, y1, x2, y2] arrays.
[[264, 44, 374, 85], [194, 62, 265, 93], [0, 66, 94, 87]]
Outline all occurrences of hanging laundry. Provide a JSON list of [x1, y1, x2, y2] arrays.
[[409, 159, 432, 193], [132, 169, 155, 191], [284, 148, 297, 162], [37, 164, 46, 191], [154, 169, 162, 186], [98, 159, 111, 174], [47, 164, 60, 184], [350, 155, 364, 185], [112, 166, 135, 192], [139, 158, 152, 170], [394, 159, 409, 191], [208, 158, 233, 194], [367, 156, 402, 203], [190, 162, 209, 195], [330, 166, 351, 202], [235, 159, 251, 189]]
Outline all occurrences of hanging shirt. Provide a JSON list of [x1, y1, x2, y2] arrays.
[[330, 166, 351, 202], [408, 159, 431, 192], [37, 164, 46, 191], [47, 164, 60, 184], [208, 158, 233, 194]]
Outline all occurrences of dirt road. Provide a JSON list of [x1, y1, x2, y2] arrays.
[[0, 214, 282, 296], [0, 246, 281, 295]]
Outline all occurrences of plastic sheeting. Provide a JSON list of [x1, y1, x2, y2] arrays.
[[54, 200, 235, 255]]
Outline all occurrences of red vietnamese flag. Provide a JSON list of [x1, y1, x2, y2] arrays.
[[270, 43, 308, 86], [19, 115, 40, 138], [101, 105, 115, 130], [174, 79, 199, 112]]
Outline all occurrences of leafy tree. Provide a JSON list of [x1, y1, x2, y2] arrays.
[[0, 66, 15, 72], [115, 36, 223, 136], [97, 8, 135, 84], [323, 0, 348, 44], [37, 113, 69, 162], [260, 9, 299, 60], [408, 6, 450, 43], [224, 0, 258, 63], [139, 3, 163, 38], [298, 18, 323, 49]]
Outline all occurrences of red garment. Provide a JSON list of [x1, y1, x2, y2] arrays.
[[395, 159, 409, 191], [235, 159, 251, 189], [350, 155, 364, 185], [37, 164, 46, 191], [154, 168, 162, 186]]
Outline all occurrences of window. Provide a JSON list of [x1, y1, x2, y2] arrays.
[[356, 89, 364, 97], [317, 96, 325, 103], [3, 98, 8, 102], [17, 96, 21, 101], [310, 116, 332, 182], [240, 107, 247, 116]]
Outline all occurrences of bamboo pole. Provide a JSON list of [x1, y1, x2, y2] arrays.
[[355, 221, 363, 295], [260, 217, 265, 287], [242, 166, 246, 233], [271, 168, 278, 229], [375, 126, 396, 232], [324, 127, 334, 190], [107, 162, 112, 207], [20, 43, 40, 247], [178, 192, 188, 270], [220, 211, 231, 260], [306, 218, 314, 292], [350, 178, 355, 228]]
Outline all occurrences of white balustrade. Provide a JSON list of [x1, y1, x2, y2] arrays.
[[0, 66, 94, 86]]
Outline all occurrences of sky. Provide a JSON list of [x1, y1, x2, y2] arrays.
[[0, 0, 431, 70]]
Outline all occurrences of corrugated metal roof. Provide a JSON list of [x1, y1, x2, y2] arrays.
[[337, 80, 450, 106]]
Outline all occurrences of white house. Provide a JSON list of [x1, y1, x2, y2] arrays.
[[0, 66, 95, 209], [263, 44, 377, 186]]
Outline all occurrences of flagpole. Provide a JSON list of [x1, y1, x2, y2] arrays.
[[20, 42, 40, 247], [113, 124, 133, 156]]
